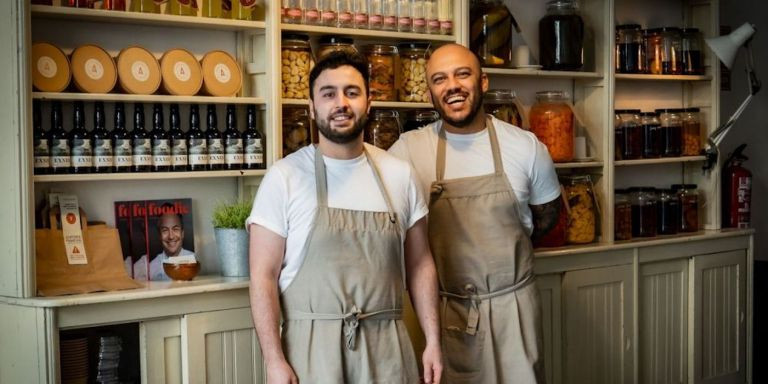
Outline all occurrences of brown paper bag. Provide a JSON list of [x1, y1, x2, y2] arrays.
[[35, 208, 142, 296]]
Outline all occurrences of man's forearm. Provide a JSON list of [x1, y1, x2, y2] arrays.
[[407, 254, 441, 346], [530, 197, 562, 241], [250, 276, 287, 365]]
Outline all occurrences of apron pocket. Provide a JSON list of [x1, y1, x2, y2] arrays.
[[441, 327, 485, 379]]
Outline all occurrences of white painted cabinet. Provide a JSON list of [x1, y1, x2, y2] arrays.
[[537, 274, 563, 384]]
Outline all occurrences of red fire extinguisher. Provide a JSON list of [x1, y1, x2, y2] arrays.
[[722, 144, 752, 228]]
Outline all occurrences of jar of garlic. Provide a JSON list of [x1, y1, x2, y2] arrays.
[[563, 174, 598, 244], [281, 34, 313, 99], [398, 42, 431, 102]]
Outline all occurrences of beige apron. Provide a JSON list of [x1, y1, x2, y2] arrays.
[[428, 118, 545, 383], [280, 146, 419, 383]]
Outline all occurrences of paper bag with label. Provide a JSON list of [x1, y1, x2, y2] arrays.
[[35, 203, 142, 296]]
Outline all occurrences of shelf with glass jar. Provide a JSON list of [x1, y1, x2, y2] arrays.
[[280, 23, 455, 42], [615, 74, 712, 81], [614, 156, 706, 166], [33, 92, 266, 105], [33, 169, 267, 183], [484, 67, 602, 79]]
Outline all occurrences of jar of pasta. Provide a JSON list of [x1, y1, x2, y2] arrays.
[[681, 107, 701, 156], [281, 34, 312, 99], [363, 44, 397, 101], [530, 91, 574, 162], [483, 89, 524, 128], [563, 175, 597, 244], [366, 109, 401, 150], [398, 42, 431, 102], [282, 107, 311, 157]]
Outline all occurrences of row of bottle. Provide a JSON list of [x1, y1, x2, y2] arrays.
[[614, 185, 699, 240], [281, 0, 453, 35], [615, 108, 702, 160], [616, 24, 704, 75], [34, 0, 263, 21], [33, 101, 265, 175]]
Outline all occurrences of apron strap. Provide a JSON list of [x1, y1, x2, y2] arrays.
[[435, 115, 505, 182], [284, 306, 402, 350], [363, 147, 397, 224]]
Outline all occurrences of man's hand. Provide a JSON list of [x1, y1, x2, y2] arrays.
[[421, 341, 443, 384], [266, 358, 298, 384]]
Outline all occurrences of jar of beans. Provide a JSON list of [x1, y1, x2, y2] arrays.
[[281, 34, 313, 99]]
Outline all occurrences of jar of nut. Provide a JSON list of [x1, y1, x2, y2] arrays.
[[281, 34, 313, 100], [398, 42, 431, 103], [366, 109, 401, 150], [563, 174, 598, 244], [363, 44, 398, 101]]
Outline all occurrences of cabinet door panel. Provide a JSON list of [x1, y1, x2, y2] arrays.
[[537, 274, 562, 384], [141, 317, 183, 384]]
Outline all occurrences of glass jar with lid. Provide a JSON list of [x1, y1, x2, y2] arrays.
[[647, 27, 683, 74], [402, 109, 439, 132], [630, 187, 658, 237], [681, 107, 701, 156], [469, 0, 514, 67], [672, 184, 699, 232], [530, 91, 574, 162], [658, 188, 680, 235], [282, 0, 303, 23], [281, 34, 313, 99], [282, 107, 311, 157], [398, 42, 431, 102], [366, 109, 401, 150], [533, 191, 568, 248], [363, 44, 397, 101], [656, 108, 683, 157], [644, 28, 663, 74], [539, 0, 585, 70], [615, 109, 642, 160], [484, 89, 524, 128], [614, 189, 632, 240], [563, 175, 597, 244], [681, 28, 704, 75], [616, 24, 646, 74], [317, 36, 358, 61], [614, 112, 624, 160], [641, 111, 662, 158]]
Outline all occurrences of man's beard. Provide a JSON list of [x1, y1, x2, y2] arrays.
[[314, 109, 367, 144], [431, 85, 485, 128]]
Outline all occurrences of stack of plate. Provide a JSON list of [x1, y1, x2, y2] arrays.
[[95, 335, 122, 384], [60, 337, 88, 384]]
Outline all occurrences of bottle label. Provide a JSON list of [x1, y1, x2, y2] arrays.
[[287, 7, 302, 18], [131, 61, 150, 82], [245, 138, 264, 165], [85, 59, 104, 81], [94, 138, 114, 168], [51, 139, 71, 168], [71, 138, 93, 167], [153, 139, 171, 166], [208, 138, 224, 165], [188, 138, 208, 165], [240, 0, 256, 8], [440, 20, 453, 30], [354, 13, 369, 24], [214, 63, 232, 84], [398, 17, 412, 27], [428, 19, 440, 29], [338, 11, 353, 23], [225, 138, 243, 164], [174, 61, 192, 82], [34, 138, 50, 158], [133, 138, 152, 166], [35, 156, 51, 169], [321, 11, 337, 22], [114, 138, 133, 167], [305, 9, 320, 21], [37, 56, 57, 78], [171, 139, 188, 166], [384, 15, 397, 26]]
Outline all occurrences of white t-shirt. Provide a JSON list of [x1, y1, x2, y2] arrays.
[[246, 143, 428, 291], [388, 115, 561, 235]]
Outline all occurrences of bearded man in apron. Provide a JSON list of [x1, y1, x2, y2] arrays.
[[389, 44, 562, 383], [247, 51, 443, 384]]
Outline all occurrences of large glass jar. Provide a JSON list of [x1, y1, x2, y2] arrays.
[[614, 189, 632, 240], [398, 42, 430, 102], [630, 187, 658, 237], [483, 89, 524, 128], [363, 44, 397, 101], [673, 184, 699, 232], [681, 28, 704, 75], [402, 109, 439, 132], [281, 34, 312, 99], [641, 112, 662, 158], [681, 107, 701, 156], [564, 175, 597, 244], [656, 108, 683, 157], [282, 107, 311, 157], [469, 0, 514, 67], [648, 27, 683, 74], [658, 188, 680, 235], [616, 24, 646, 74], [530, 91, 573, 162], [614, 112, 624, 160], [539, 0, 584, 71], [644, 28, 663, 75], [366, 109, 401, 150], [534, 192, 568, 248], [616, 109, 642, 160], [317, 36, 357, 61]]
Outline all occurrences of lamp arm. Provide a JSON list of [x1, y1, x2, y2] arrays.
[[745, 41, 762, 95]]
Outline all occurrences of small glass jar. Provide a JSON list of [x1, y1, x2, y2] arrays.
[[681, 28, 704, 75], [425, 0, 440, 34], [681, 107, 701, 156], [353, 0, 369, 28], [656, 108, 683, 157], [282, 0, 303, 23], [614, 189, 632, 240], [641, 112, 662, 158], [337, 0, 354, 28], [411, 0, 427, 33], [648, 27, 683, 74], [615, 109, 642, 160], [397, 0, 413, 32], [402, 109, 439, 132], [484, 90, 524, 128], [382, 0, 398, 30], [658, 188, 680, 235], [281, 34, 313, 100], [469, 0, 514, 67], [614, 112, 624, 160], [438, 0, 453, 35], [317, 36, 357, 61], [644, 29, 663, 75], [616, 24, 646, 74], [539, 0, 585, 70], [282, 107, 311, 157], [320, 0, 338, 26], [398, 42, 431, 102], [563, 175, 597, 244], [368, 0, 383, 29], [630, 187, 658, 238], [673, 184, 699, 232], [530, 91, 574, 162], [304, 0, 322, 24], [363, 44, 397, 101], [365, 110, 401, 150]]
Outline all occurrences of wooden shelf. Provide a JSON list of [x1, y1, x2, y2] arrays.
[[30, 5, 266, 31], [484, 67, 602, 79], [280, 23, 455, 42], [33, 169, 266, 182], [33, 92, 266, 105], [615, 74, 712, 81], [614, 156, 706, 166], [282, 99, 433, 109], [555, 161, 604, 169]]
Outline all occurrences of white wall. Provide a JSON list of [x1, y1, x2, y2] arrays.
[[719, 0, 768, 260]]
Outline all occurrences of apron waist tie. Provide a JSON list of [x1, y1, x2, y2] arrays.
[[439, 274, 535, 335], [284, 306, 402, 350]]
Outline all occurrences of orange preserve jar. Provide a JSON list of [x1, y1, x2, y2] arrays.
[[529, 91, 574, 162]]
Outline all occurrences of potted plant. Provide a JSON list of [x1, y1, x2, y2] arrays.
[[212, 200, 252, 277]]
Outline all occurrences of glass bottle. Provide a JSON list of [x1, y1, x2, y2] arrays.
[[539, 0, 584, 70], [425, 0, 439, 34], [469, 0, 513, 67], [166, 0, 197, 16], [484, 89, 524, 127], [65, 0, 93, 8], [614, 189, 632, 240], [681, 28, 704, 75], [70, 101, 93, 174], [529, 91, 574, 162], [337, 0, 353, 27], [304, 0, 321, 24], [50, 101, 71, 174], [224, 104, 243, 170], [681, 107, 701, 156], [656, 108, 683, 157], [92, 102, 113, 174], [112, 102, 133, 173], [169, 104, 188, 172], [660, 27, 682, 74], [564, 175, 597, 244], [363, 44, 397, 101], [202, 0, 224, 18], [282, 0, 302, 23], [645, 28, 663, 75], [188, 104, 208, 171], [320, 0, 338, 26], [411, 0, 426, 33], [369, 0, 383, 29], [673, 184, 699, 232], [616, 109, 642, 160], [353, 0, 369, 28], [437, 0, 453, 35], [614, 111, 624, 160], [232, 0, 257, 20], [616, 24, 645, 74], [206, 104, 225, 170], [33, 100, 50, 175], [131, 103, 152, 173], [630, 187, 658, 237], [243, 105, 265, 170], [366, 110, 401, 150], [657, 188, 679, 235], [397, 0, 412, 32], [640, 111, 662, 158], [151, 103, 171, 173], [382, 0, 398, 31], [130, 0, 160, 13]]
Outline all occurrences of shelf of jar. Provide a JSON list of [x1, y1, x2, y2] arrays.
[[614, 155, 707, 166], [554, 161, 603, 169], [282, 98, 434, 109], [33, 169, 267, 183], [30, 5, 266, 31], [483, 67, 602, 79], [280, 23, 456, 42], [32, 92, 266, 105], [615, 73, 712, 81]]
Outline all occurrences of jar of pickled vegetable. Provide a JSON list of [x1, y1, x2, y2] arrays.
[[614, 189, 632, 240], [365, 109, 401, 150], [563, 175, 597, 244], [469, 0, 514, 67], [363, 44, 397, 101], [530, 91, 573, 162], [282, 107, 311, 157], [673, 184, 699, 232], [484, 89, 524, 128]]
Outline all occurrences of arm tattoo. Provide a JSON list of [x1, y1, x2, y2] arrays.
[[530, 197, 562, 241]]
